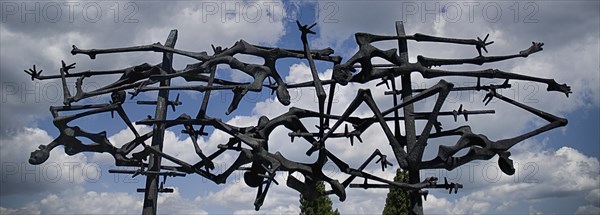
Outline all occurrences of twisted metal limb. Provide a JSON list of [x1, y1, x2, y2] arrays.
[[420, 88, 567, 174], [30, 93, 141, 166], [71, 38, 341, 114], [330, 31, 571, 98], [23, 22, 571, 215]]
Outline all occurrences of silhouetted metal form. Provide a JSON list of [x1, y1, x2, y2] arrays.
[[26, 22, 570, 215]]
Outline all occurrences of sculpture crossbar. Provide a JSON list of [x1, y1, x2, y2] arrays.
[[25, 21, 570, 215]]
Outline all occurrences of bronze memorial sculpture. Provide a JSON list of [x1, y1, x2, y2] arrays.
[[25, 21, 570, 214]]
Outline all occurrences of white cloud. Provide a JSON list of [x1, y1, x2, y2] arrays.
[[575, 205, 600, 215], [0, 203, 40, 215], [586, 189, 600, 205], [420, 140, 600, 214], [576, 189, 600, 215], [529, 205, 544, 215], [200, 180, 301, 214], [233, 204, 299, 215], [0, 186, 207, 214]]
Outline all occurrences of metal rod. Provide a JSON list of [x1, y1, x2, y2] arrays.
[[142, 29, 177, 215], [353, 63, 396, 68], [396, 21, 423, 215], [385, 83, 512, 94], [350, 183, 393, 189], [197, 65, 216, 119]]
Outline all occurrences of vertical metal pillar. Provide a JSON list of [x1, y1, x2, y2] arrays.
[[142, 29, 178, 215], [395, 21, 423, 215]]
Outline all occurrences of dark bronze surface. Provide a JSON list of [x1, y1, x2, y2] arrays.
[[25, 22, 569, 214]]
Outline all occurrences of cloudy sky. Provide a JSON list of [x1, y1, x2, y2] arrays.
[[0, 0, 599, 214]]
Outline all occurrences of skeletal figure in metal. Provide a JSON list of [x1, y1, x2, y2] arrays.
[[25, 22, 570, 215]]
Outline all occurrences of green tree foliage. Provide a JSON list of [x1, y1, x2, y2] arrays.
[[299, 181, 340, 215], [382, 168, 411, 215]]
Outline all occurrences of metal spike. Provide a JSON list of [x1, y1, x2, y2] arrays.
[[452, 109, 458, 122], [171, 94, 180, 112], [344, 124, 349, 136], [419, 190, 429, 201], [434, 121, 442, 133], [198, 125, 208, 136], [131, 169, 142, 178], [356, 134, 363, 143], [376, 78, 390, 89], [295, 20, 302, 29]]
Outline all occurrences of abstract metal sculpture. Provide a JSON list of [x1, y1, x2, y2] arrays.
[[26, 21, 570, 215]]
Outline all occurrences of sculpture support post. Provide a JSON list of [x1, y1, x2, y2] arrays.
[[142, 29, 178, 215], [396, 21, 423, 215]]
